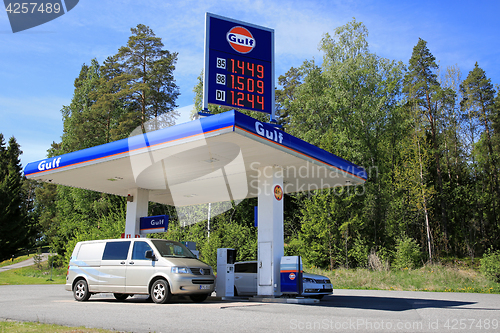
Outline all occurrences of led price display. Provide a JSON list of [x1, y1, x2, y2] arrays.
[[215, 58, 266, 110], [204, 13, 274, 116]]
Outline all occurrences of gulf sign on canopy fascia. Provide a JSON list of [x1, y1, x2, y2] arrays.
[[232, 112, 367, 183]]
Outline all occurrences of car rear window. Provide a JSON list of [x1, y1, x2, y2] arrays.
[[235, 262, 257, 273], [102, 241, 131, 260]]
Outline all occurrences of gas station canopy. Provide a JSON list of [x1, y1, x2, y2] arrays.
[[24, 110, 366, 206]]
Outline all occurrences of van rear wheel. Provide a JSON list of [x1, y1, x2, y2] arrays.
[[150, 279, 171, 304], [73, 279, 91, 302]]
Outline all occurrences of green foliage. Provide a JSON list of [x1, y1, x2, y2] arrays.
[[349, 237, 370, 268], [61, 197, 126, 265], [0, 320, 116, 333], [392, 236, 423, 270], [162, 200, 258, 269], [0, 134, 37, 261], [33, 249, 42, 270], [48, 254, 65, 268], [367, 248, 390, 271], [403, 38, 455, 254], [0, 265, 67, 285], [297, 190, 344, 269], [201, 222, 257, 269], [460, 63, 499, 248], [480, 248, 500, 282], [311, 264, 500, 293]]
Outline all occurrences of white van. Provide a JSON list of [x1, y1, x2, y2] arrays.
[[65, 238, 215, 303]]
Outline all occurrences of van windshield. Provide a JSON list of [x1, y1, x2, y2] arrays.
[[151, 240, 196, 259]]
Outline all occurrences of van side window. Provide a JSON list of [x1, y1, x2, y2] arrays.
[[76, 242, 105, 260], [132, 241, 153, 260], [102, 241, 131, 260]]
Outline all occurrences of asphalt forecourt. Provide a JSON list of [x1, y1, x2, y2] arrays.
[[1, 285, 499, 333]]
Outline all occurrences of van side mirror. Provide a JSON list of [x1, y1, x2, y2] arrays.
[[145, 250, 156, 260]]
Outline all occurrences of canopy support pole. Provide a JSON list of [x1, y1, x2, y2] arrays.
[[257, 166, 284, 297], [124, 188, 149, 238]]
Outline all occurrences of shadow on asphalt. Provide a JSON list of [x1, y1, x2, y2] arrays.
[[316, 295, 475, 311], [86, 294, 214, 304], [85, 294, 478, 311]]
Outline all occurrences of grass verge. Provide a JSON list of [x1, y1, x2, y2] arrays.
[[0, 255, 30, 268], [0, 262, 66, 285], [0, 319, 118, 332], [308, 263, 500, 293]]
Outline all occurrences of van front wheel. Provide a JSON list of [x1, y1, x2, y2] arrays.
[[150, 279, 171, 304], [73, 279, 91, 302]]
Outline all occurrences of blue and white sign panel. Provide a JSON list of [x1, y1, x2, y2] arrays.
[[140, 215, 169, 234], [203, 13, 275, 118]]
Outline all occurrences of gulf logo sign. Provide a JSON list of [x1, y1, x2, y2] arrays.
[[274, 185, 283, 201], [226, 26, 256, 54]]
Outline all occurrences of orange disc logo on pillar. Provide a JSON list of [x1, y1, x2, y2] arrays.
[[274, 185, 283, 201]]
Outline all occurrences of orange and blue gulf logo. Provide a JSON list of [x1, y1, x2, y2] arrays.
[[274, 185, 283, 201], [289, 273, 296, 280], [226, 26, 256, 54]]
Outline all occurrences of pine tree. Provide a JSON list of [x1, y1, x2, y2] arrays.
[[460, 63, 499, 245], [460, 63, 498, 188], [0, 135, 31, 261], [61, 59, 103, 153], [116, 24, 180, 132], [403, 38, 452, 252]]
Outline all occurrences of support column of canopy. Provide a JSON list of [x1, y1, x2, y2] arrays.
[[257, 166, 284, 297], [124, 188, 149, 238]]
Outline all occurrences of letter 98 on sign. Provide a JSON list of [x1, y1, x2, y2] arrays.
[[204, 13, 275, 118]]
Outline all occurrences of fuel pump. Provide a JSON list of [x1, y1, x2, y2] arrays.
[[280, 256, 303, 296], [216, 248, 237, 297]]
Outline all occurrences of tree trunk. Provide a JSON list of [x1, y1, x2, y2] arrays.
[[417, 137, 432, 262]]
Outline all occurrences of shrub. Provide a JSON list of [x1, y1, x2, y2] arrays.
[[480, 248, 500, 282], [33, 248, 43, 270], [368, 248, 389, 271], [349, 238, 370, 268], [392, 236, 422, 270], [48, 254, 65, 268]]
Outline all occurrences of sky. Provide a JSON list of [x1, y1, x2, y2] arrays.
[[1, 0, 499, 169]]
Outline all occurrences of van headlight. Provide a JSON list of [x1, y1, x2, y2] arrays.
[[171, 267, 189, 274], [303, 277, 316, 283]]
